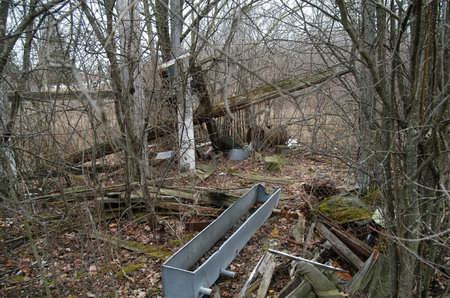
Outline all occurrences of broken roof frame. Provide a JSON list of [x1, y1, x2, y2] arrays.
[[162, 184, 281, 298]]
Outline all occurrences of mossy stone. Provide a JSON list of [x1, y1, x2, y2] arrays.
[[317, 193, 372, 224]]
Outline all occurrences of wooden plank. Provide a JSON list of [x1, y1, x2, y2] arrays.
[[256, 254, 276, 298], [227, 171, 294, 185], [237, 254, 266, 298], [21, 183, 241, 209], [346, 251, 380, 294], [315, 222, 364, 270], [319, 217, 373, 259], [64, 124, 172, 164], [291, 212, 306, 244]]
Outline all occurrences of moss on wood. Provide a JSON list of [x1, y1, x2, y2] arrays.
[[93, 233, 172, 260], [116, 262, 145, 279], [227, 169, 293, 184]]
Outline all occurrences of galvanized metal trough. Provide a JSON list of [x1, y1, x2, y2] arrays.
[[162, 184, 281, 297]]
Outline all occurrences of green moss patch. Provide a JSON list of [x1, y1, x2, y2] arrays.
[[116, 262, 145, 279], [264, 155, 286, 172], [317, 193, 372, 224], [94, 233, 172, 260], [7, 275, 27, 283]]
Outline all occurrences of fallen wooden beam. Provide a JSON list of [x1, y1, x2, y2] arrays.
[[315, 222, 364, 270], [99, 196, 224, 217], [64, 124, 172, 165], [20, 182, 140, 203], [21, 182, 241, 209], [200, 67, 351, 119], [319, 217, 373, 259], [244, 260, 291, 298], [345, 251, 380, 294], [227, 170, 294, 185]]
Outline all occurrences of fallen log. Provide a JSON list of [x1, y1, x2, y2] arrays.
[[63, 67, 350, 165], [99, 196, 223, 217], [64, 124, 172, 165], [20, 182, 140, 203], [21, 182, 242, 208]]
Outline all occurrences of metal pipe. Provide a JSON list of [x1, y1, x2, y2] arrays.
[[220, 268, 236, 278], [199, 287, 212, 295], [268, 249, 348, 272]]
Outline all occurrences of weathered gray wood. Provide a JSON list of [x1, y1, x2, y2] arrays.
[[237, 253, 266, 298], [315, 222, 364, 270], [319, 217, 373, 259], [346, 251, 380, 294], [291, 212, 306, 244], [256, 254, 276, 298], [302, 220, 316, 255]]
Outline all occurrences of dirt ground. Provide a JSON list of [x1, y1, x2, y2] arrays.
[[0, 150, 357, 297]]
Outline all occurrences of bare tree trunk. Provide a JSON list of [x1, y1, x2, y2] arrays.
[[170, 0, 196, 171], [190, 64, 220, 148], [335, 0, 449, 295], [115, 0, 155, 215], [355, 0, 378, 191]]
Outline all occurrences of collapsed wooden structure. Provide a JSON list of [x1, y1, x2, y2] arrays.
[[58, 66, 349, 165], [10, 65, 350, 181]]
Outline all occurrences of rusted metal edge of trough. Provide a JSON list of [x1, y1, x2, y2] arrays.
[[162, 184, 281, 298]]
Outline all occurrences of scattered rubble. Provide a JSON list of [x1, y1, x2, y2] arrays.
[[2, 151, 446, 297]]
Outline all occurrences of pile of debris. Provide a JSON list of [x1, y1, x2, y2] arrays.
[[229, 182, 386, 297], [234, 215, 382, 298], [158, 178, 387, 297]]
